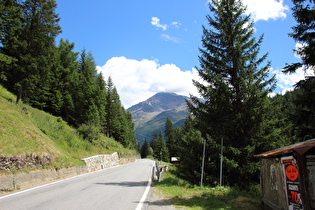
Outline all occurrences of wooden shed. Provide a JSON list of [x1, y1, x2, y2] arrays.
[[255, 139, 315, 210]]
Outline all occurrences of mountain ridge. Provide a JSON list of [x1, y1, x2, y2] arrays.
[[127, 92, 189, 144]]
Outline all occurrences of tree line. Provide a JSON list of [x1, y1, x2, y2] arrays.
[[0, 0, 135, 148], [141, 0, 315, 188]]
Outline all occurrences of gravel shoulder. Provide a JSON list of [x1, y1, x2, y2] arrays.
[[148, 187, 178, 210]]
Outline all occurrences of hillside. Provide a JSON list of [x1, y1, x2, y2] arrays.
[[127, 92, 189, 143], [0, 85, 133, 172]]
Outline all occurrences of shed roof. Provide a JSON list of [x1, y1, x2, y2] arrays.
[[255, 138, 315, 158]]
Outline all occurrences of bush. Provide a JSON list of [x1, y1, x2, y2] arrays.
[[77, 123, 100, 142]]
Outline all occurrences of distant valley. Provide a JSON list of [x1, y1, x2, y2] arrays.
[[127, 92, 189, 144]]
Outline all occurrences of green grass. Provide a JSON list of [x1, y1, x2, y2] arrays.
[[0, 84, 135, 172], [153, 164, 262, 210]]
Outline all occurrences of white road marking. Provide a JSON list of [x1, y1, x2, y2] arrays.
[[135, 177, 152, 210]]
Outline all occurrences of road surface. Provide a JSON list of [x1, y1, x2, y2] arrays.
[[0, 159, 155, 210]]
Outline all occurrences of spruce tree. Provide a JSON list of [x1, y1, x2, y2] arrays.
[[76, 49, 100, 126], [0, 0, 21, 83], [176, 117, 204, 185], [6, 0, 61, 105], [165, 117, 178, 158], [95, 72, 108, 134], [284, 0, 315, 140], [141, 140, 149, 158], [188, 0, 275, 187], [54, 39, 79, 123]]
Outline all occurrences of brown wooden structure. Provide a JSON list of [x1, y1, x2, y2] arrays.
[[255, 139, 315, 210]]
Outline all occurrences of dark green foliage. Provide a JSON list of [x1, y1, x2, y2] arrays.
[[75, 49, 100, 126], [293, 78, 315, 140], [266, 92, 299, 147], [0, 0, 21, 82], [165, 117, 180, 158], [284, 0, 315, 73], [140, 140, 149, 158], [283, 0, 315, 140], [176, 117, 204, 185], [187, 0, 276, 187], [7, 0, 61, 105], [150, 131, 169, 162], [0, 0, 135, 148], [77, 123, 101, 143], [52, 39, 79, 123]]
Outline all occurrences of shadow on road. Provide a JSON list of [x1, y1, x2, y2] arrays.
[[95, 181, 148, 187]]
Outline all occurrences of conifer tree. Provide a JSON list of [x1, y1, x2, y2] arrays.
[[150, 131, 169, 162], [6, 0, 61, 105], [176, 117, 204, 185], [54, 39, 79, 123], [141, 140, 149, 158], [104, 76, 136, 147], [95, 72, 108, 134], [165, 117, 178, 158], [284, 0, 315, 140], [122, 110, 136, 148], [188, 0, 275, 187], [76, 49, 99, 126], [0, 0, 21, 82]]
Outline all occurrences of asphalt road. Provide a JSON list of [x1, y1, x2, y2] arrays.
[[0, 159, 155, 210]]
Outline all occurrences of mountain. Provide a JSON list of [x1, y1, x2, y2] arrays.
[[127, 92, 189, 144]]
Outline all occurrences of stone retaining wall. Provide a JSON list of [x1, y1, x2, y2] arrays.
[[0, 165, 88, 193], [82, 152, 119, 172], [0, 155, 51, 171], [0, 153, 137, 194]]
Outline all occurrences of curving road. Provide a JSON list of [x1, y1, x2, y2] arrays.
[[0, 159, 155, 210]]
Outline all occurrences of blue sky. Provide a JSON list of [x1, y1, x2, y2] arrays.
[[56, 0, 309, 108]]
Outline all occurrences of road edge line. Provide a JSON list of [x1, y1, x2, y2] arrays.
[[135, 177, 152, 210]]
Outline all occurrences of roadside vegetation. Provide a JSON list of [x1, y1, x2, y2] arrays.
[[0, 84, 135, 173], [153, 164, 261, 210]]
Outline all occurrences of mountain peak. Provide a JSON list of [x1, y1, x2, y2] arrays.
[[127, 92, 188, 114], [127, 92, 189, 143]]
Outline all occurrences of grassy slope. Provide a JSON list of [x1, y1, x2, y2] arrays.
[[0, 85, 134, 171]]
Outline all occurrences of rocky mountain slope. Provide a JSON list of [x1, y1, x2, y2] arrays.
[[127, 92, 189, 144]]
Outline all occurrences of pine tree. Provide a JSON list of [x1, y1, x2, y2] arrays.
[[76, 49, 100, 126], [95, 72, 108, 134], [150, 131, 169, 162], [10, 0, 61, 105], [165, 117, 178, 158], [141, 140, 149, 158], [176, 117, 204, 185], [284, 0, 315, 73], [122, 110, 136, 148], [54, 39, 79, 123], [187, 0, 276, 187], [0, 0, 21, 83], [284, 0, 315, 140], [106, 77, 124, 141]]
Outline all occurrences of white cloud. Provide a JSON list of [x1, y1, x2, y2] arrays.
[[151, 17, 181, 31], [96, 57, 199, 108], [206, 0, 289, 21], [151, 17, 168, 31], [170, 21, 181, 28], [161, 34, 181, 43], [242, 0, 289, 21], [273, 67, 315, 94]]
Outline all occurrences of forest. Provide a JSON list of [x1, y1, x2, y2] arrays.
[[141, 0, 315, 188], [0, 0, 136, 149]]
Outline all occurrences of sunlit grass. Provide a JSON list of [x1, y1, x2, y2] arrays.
[[0, 84, 135, 173], [153, 164, 262, 210]]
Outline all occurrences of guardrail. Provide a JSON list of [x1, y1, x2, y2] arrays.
[[155, 162, 168, 182]]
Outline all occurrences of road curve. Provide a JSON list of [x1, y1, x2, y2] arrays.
[[0, 159, 155, 210]]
